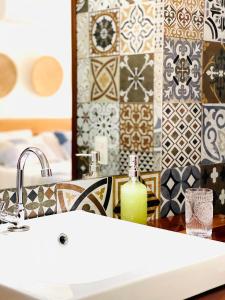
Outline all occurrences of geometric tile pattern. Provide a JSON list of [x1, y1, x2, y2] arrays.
[[90, 56, 119, 101], [202, 105, 225, 165], [89, 101, 119, 150], [164, 0, 204, 40], [120, 103, 153, 152], [162, 101, 201, 169], [120, 2, 155, 54], [163, 38, 202, 101], [56, 177, 113, 217], [119, 150, 154, 174], [161, 165, 201, 217], [113, 172, 160, 221], [204, 0, 225, 43], [155, 0, 164, 50], [201, 163, 225, 214], [89, 10, 119, 57], [77, 103, 90, 148], [120, 54, 154, 103], [202, 42, 225, 103], [0, 184, 57, 220]]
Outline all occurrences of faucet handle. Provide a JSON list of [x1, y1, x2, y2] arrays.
[[76, 151, 100, 163]]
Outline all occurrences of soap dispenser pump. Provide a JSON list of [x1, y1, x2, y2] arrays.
[[120, 155, 147, 225]]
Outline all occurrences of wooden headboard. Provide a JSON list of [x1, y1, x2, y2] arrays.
[[0, 118, 71, 135]]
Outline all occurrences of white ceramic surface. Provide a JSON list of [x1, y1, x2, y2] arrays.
[[0, 211, 224, 300]]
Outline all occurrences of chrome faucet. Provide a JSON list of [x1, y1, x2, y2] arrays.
[[76, 151, 101, 179], [0, 147, 52, 232]]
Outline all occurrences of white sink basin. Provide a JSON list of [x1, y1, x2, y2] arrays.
[[0, 211, 224, 300]]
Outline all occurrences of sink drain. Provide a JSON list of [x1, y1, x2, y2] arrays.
[[58, 233, 68, 245]]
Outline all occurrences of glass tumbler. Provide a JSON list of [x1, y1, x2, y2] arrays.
[[185, 188, 213, 238]]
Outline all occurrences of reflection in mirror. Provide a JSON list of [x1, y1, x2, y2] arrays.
[[76, 1, 163, 179], [0, 0, 72, 189]]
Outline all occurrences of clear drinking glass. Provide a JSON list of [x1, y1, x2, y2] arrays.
[[185, 188, 213, 238]]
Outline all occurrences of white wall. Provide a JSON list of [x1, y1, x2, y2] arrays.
[[0, 0, 72, 119]]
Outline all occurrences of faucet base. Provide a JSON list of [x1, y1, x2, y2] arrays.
[[8, 225, 30, 232]]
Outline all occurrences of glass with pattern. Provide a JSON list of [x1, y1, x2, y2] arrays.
[[185, 188, 213, 238]]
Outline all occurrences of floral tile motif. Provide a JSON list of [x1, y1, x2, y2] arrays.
[[163, 38, 202, 101], [77, 13, 89, 59], [204, 0, 225, 43], [120, 103, 153, 152], [202, 105, 225, 164], [89, 101, 119, 150], [120, 2, 155, 54], [56, 177, 113, 217], [119, 150, 154, 174], [89, 10, 119, 57], [0, 189, 17, 214], [113, 172, 160, 221], [90, 56, 119, 101], [77, 0, 88, 13], [77, 103, 90, 148], [161, 165, 201, 217], [89, 0, 120, 11], [164, 0, 204, 40], [162, 101, 201, 169], [202, 42, 225, 103], [201, 163, 225, 214], [120, 54, 154, 103], [78, 59, 90, 103]]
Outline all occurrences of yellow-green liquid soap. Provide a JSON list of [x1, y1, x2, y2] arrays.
[[120, 155, 147, 225]]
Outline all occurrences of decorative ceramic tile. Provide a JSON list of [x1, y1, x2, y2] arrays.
[[162, 102, 201, 169], [78, 59, 90, 103], [89, 101, 119, 149], [113, 172, 160, 221], [163, 38, 202, 101], [120, 54, 154, 103], [120, 103, 153, 152], [56, 177, 113, 217], [77, 0, 88, 13], [202, 105, 225, 164], [24, 184, 57, 219], [204, 0, 225, 43], [77, 103, 90, 148], [120, 2, 155, 54], [77, 13, 89, 59], [202, 42, 225, 103], [89, 0, 120, 11], [119, 150, 154, 174], [152, 151, 162, 171], [0, 184, 57, 219], [89, 10, 119, 57], [90, 56, 119, 101], [201, 163, 225, 214], [155, 0, 164, 50], [161, 165, 201, 217], [164, 0, 204, 40]]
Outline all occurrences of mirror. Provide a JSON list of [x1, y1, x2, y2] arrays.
[[76, 1, 163, 179], [0, 0, 73, 189]]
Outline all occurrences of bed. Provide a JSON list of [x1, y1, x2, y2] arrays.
[[0, 118, 72, 189]]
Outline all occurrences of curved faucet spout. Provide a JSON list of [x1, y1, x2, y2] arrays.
[[17, 147, 52, 207]]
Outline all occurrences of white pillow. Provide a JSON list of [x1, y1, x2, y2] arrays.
[[39, 132, 65, 161], [0, 129, 32, 141]]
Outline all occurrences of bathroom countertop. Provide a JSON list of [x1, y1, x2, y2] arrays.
[[148, 214, 225, 299]]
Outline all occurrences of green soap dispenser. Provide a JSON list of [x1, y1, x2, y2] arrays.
[[120, 154, 147, 225]]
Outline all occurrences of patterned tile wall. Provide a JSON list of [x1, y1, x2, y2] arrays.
[[76, 0, 225, 216]]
